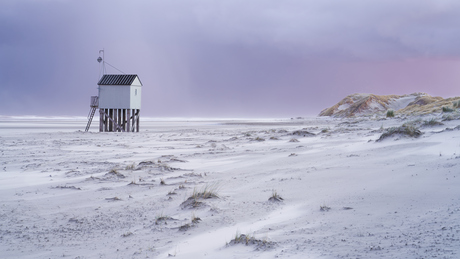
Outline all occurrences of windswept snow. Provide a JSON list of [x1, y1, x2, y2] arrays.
[[1, 117, 460, 258]]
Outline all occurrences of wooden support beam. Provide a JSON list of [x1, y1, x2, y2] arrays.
[[131, 109, 135, 132], [104, 109, 109, 132], [108, 109, 113, 132], [127, 109, 131, 132], [117, 109, 121, 132], [99, 109, 103, 132], [114, 109, 118, 132], [136, 109, 140, 132], [122, 109, 126, 132], [100, 109, 125, 132]]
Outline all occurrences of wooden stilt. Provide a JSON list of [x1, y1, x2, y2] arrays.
[[122, 109, 125, 131], [136, 109, 140, 132], [113, 109, 117, 132], [117, 109, 121, 132], [108, 109, 112, 132], [104, 109, 109, 132], [131, 109, 135, 132], [113, 109, 116, 132], [95, 107, 139, 133], [127, 109, 131, 132], [99, 109, 103, 132]]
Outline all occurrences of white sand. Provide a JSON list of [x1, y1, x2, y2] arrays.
[[1, 116, 459, 258]]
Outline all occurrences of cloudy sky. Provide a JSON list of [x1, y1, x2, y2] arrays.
[[1, 0, 460, 117]]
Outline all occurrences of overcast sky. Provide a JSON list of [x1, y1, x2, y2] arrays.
[[1, 0, 460, 117]]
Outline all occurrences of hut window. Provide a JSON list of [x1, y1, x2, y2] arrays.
[[135, 89, 137, 95]]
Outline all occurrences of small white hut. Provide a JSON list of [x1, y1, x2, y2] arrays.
[[94, 74, 143, 132]]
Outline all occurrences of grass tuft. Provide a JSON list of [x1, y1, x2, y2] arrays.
[[320, 204, 331, 211], [377, 124, 422, 141], [228, 231, 276, 249], [453, 100, 460, 108], [107, 169, 125, 178], [268, 189, 283, 202], [180, 183, 220, 209], [125, 163, 135, 170], [443, 106, 454, 113], [190, 183, 220, 199], [155, 212, 172, 224], [386, 110, 395, 118], [422, 118, 443, 126], [191, 212, 201, 224]]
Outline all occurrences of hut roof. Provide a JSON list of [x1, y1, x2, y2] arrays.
[[97, 74, 140, 85]]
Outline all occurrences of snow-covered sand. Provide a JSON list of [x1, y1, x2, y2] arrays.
[[1, 116, 459, 258]]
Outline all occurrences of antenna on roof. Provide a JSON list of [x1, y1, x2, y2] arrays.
[[97, 49, 126, 75], [98, 49, 106, 77]]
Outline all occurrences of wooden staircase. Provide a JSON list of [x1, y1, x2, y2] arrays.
[[85, 96, 99, 132]]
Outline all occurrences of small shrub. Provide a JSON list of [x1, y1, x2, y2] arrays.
[[422, 118, 443, 126], [386, 110, 395, 118], [181, 183, 220, 209], [269, 189, 283, 202], [106, 169, 125, 178], [52, 185, 81, 190], [377, 125, 422, 141], [105, 196, 121, 201], [291, 130, 315, 137], [155, 212, 172, 224], [160, 178, 166, 185], [180, 197, 205, 209], [191, 183, 220, 199], [179, 212, 201, 231], [121, 231, 133, 237], [254, 137, 265, 142], [452, 100, 460, 108], [442, 114, 457, 121], [125, 163, 135, 170], [159, 164, 174, 172], [443, 106, 454, 113], [289, 138, 299, 143], [228, 232, 276, 249], [179, 223, 191, 231], [320, 204, 331, 211], [191, 212, 201, 224]]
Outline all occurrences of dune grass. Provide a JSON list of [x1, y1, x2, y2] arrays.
[[386, 110, 395, 118], [377, 124, 422, 141], [190, 183, 220, 200]]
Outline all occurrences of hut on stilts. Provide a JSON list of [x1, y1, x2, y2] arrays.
[[86, 74, 142, 132], [85, 51, 143, 132]]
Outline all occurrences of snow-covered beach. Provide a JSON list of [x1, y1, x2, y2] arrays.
[[1, 116, 459, 258]]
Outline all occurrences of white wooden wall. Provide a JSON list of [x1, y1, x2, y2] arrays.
[[98, 83, 141, 109]]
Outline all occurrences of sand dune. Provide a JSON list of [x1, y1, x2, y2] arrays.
[[319, 93, 460, 117]]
